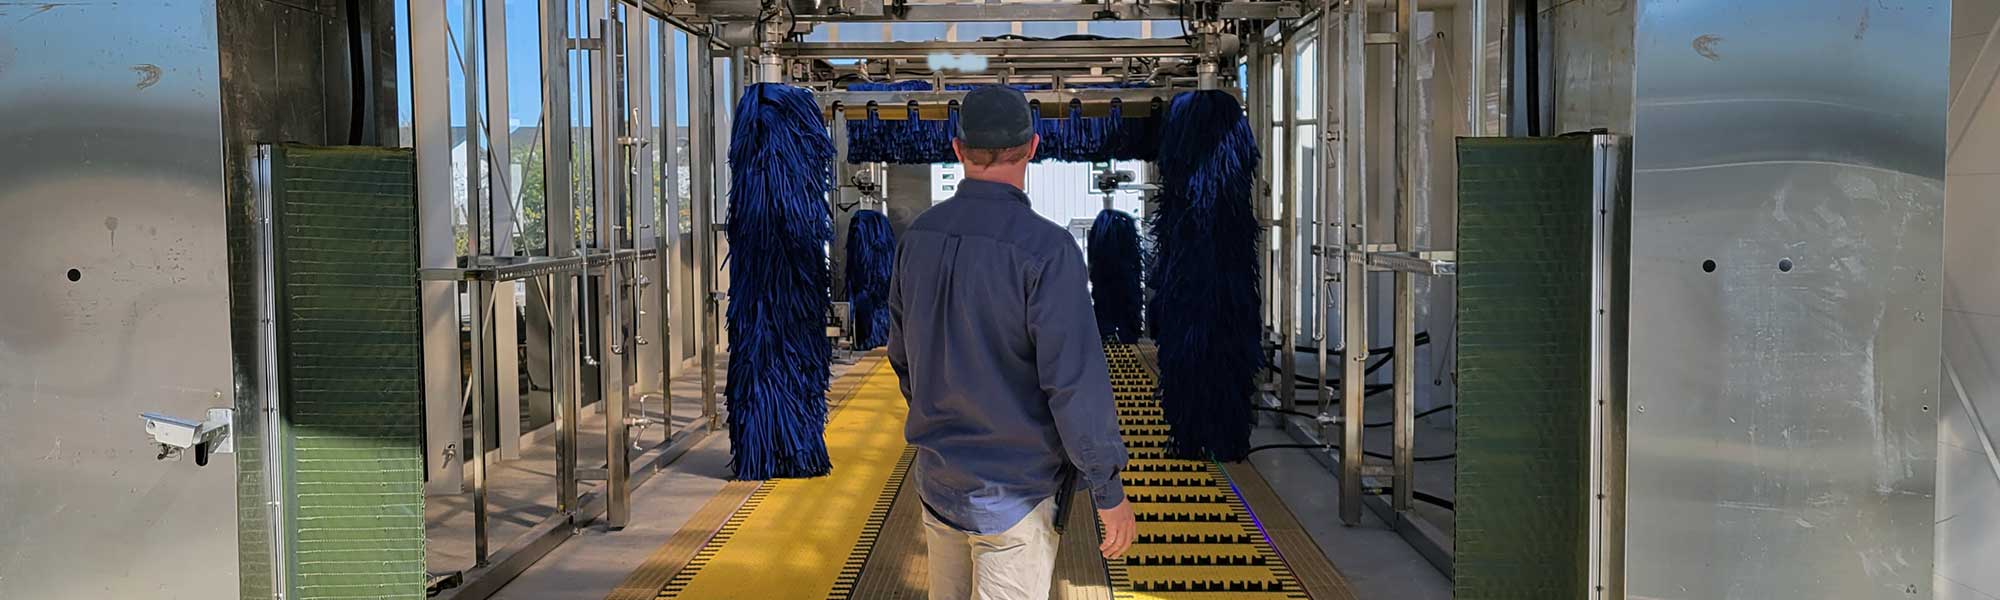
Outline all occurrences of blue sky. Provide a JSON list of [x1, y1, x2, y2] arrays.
[[396, 0, 694, 129]]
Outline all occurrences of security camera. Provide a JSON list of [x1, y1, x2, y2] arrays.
[[142, 413, 203, 450], [141, 408, 234, 465]]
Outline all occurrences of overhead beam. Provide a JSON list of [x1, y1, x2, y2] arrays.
[[680, 0, 1303, 22], [812, 85, 1216, 119], [780, 38, 1198, 60]]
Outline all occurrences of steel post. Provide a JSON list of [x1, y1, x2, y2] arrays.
[[1337, 0, 1370, 527]]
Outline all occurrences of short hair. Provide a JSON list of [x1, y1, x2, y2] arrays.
[[957, 139, 1035, 168]]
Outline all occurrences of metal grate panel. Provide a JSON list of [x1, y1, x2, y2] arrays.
[[272, 145, 425, 599], [1452, 136, 1594, 600]]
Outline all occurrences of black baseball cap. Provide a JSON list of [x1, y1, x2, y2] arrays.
[[955, 85, 1037, 149]]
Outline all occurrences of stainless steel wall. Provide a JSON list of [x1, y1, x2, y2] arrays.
[[0, 2, 240, 597], [1938, 0, 2000, 598], [1543, 0, 1634, 134], [1624, 1, 1945, 598]]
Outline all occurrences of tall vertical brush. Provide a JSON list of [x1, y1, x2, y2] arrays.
[[844, 209, 896, 351], [1088, 209, 1145, 344], [1148, 90, 1264, 462], [725, 83, 836, 480]]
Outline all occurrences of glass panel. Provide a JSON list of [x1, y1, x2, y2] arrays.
[[507, 0, 547, 256], [1022, 21, 1081, 38], [957, 22, 1011, 41], [674, 29, 692, 235], [1295, 39, 1318, 120], [830, 22, 885, 42], [395, 0, 413, 147], [1089, 21, 1143, 38], [648, 19, 665, 239], [891, 21, 949, 41], [447, 0, 476, 256], [1296, 123, 1319, 335], [804, 23, 833, 42], [567, 0, 595, 251], [1270, 56, 1285, 126]]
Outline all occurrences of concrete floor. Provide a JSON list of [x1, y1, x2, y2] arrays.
[[1247, 424, 1454, 599], [425, 356, 737, 579]]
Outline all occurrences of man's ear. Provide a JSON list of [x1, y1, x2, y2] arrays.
[[1026, 134, 1041, 159], [952, 139, 967, 165]]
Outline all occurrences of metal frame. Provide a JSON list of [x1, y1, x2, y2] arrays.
[[1586, 133, 1628, 600], [251, 144, 291, 600], [418, 0, 723, 595], [1278, 0, 1457, 574], [410, 0, 1479, 594]]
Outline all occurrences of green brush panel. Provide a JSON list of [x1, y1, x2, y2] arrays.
[[272, 145, 425, 599], [1453, 137, 1593, 600]]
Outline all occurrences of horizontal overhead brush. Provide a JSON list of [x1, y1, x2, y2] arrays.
[[840, 81, 1163, 164]]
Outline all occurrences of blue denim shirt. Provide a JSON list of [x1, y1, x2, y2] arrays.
[[888, 178, 1129, 535]]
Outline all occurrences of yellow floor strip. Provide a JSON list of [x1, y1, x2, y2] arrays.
[[655, 361, 909, 599], [1101, 344, 1311, 600]]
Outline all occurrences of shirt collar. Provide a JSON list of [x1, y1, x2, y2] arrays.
[[957, 177, 1029, 206]]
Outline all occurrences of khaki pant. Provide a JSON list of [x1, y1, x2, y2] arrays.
[[923, 498, 1059, 600]]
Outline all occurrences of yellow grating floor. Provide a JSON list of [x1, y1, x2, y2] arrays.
[[655, 361, 910, 599], [1101, 343, 1311, 600], [621, 346, 1333, 600]]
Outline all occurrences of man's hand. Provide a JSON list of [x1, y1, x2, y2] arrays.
[[1097, 499, 1136, 559]]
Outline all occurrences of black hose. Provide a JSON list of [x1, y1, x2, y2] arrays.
[[1288, 331, 1432, 357], [1276, 332, 1432, 381], [1258, 402, 1453, 427], [1364, 404, 1456, 429], [1243, 443, 1457, 464], [1252, 406, 1319, 419], [1237, 444, 1459, 511]]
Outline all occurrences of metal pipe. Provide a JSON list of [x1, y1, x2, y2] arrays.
[[691, 35, 721, 432], [1467, 0, 1489, 136], [1337, 0, 1370, 528], [1246, 38, 1276, 350], [470, 280, 491, 565], [599, 2, 631, 530], [1315, 0, 1337, 413], [1391, 0, 1418, 516], [1278, 35, 1299, 414], [575, 0, 601, 375], [463, 0, 493, 565]]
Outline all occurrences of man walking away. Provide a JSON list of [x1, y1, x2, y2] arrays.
[[887, 85, 1136, 600]]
